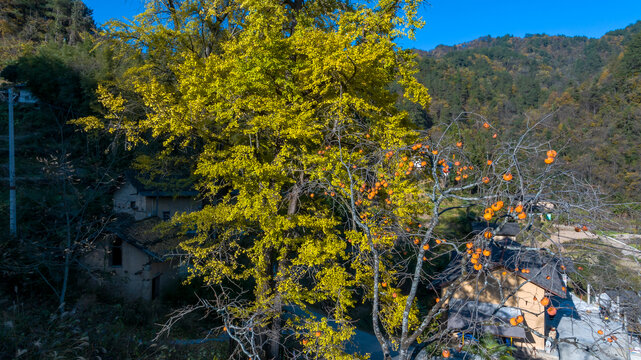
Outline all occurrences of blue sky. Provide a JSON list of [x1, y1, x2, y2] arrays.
[[84, 0, 641, 51]]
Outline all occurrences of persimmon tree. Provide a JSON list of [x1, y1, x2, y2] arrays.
[[328, 110, 638, 360], [327, 112, 589, 359]]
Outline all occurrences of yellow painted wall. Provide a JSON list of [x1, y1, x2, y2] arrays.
[[443, 268, 547, 351]]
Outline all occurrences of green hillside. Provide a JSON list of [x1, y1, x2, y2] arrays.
[[411, 21, 641, 210]]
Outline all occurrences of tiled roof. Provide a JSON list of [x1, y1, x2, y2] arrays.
[[447, 298, 527, 339], [433, 238, 572, 297], [604, 289, 641, 318], [107, 214, 186, 261], [471, 221, 521, 237], [124, 171, 198, 197]]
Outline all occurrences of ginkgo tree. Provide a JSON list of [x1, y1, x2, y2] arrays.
[[75, 1, 638, 360], [77, 0, 429, 359]]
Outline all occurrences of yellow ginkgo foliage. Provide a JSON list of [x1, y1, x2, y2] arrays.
[[77, 0, 430, 359]]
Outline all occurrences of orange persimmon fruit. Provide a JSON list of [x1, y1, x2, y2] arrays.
[[540, 297, 550, 306], [547, 306, 557, 316]]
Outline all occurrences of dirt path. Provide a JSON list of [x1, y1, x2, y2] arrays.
[[542, 225, 599, 247], [544, 225, 641, 270]]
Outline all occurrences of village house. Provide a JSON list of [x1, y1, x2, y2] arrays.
[[112, 173, 201, 221], [435, 223, 572, 355], [81, 174, 201, 301], [82, 215, 188, 301]]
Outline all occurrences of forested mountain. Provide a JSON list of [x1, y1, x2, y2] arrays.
[[0, 0, 125, 239], [0, 0, 95, 71], [410, 21, 641, 209], [0, 0, 94, 41]]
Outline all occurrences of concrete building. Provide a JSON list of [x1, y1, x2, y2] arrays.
[[553, 293, 641, 360]]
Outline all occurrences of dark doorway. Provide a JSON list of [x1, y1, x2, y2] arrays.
[[152, 275, 161, 300], [110, 238, 123, 267]]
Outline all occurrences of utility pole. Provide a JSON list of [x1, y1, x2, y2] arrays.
[[8, 87, 16, 236], [587, 283, 591, 305]]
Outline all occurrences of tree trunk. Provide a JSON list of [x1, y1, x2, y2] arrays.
[[267, 279, 283, 359], [59, 178, 71, 312], [398, 349, 408, 360], [266, 180, 302, 359]]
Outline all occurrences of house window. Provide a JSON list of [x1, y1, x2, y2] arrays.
[[152, 275, 161, 300], [110, 238, 123, 267], [162, 211, 170, 221], [130, 201, 136, 209]]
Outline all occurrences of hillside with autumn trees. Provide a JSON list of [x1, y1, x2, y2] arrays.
[[1, 1, 641, 359], [408, 22, 641, 214]]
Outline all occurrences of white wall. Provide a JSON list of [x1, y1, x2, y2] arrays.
[[113, 181, 201, 220], [113, 182, 148, 220], [81, 237, 180, 301]]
